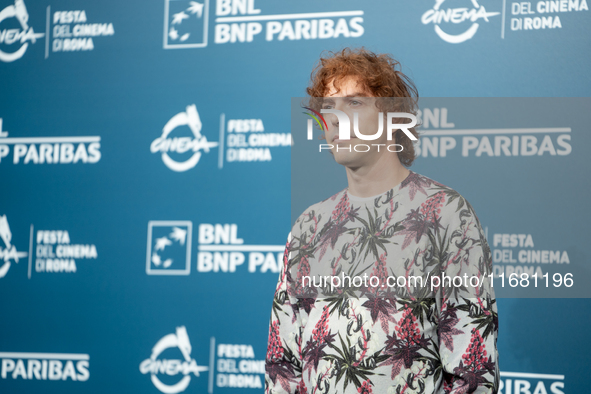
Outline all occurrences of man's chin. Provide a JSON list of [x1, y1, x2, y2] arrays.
[[332, 151, 364, 167]]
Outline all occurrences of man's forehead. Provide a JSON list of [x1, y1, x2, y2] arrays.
[[325, 76, 372, 97]]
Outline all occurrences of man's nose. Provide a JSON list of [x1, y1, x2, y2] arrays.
[[331, 117, 339, 128], [322, 112, 338, 129]]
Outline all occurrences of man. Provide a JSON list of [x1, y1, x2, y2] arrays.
[[266, 48, 498, 394]]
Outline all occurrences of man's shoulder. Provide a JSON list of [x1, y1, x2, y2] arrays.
[[400, 171, 456, 202], [402, 172, 478, 223], [291, 188, 347, 234]]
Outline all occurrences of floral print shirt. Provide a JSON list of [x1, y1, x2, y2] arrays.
[[265, 172, 499, 394]]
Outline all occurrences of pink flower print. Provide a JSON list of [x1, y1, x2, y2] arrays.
[[369, 253, 388, 294], [357, 379, 373, 394], [396, 306, 420, 345], [462, 329, 488, 372], [420, 192, 445, 223], [267, 320, 284, 362], [297, 379, 308, 394], [332, 194, 351, 222], [312, 305, 330, 343]]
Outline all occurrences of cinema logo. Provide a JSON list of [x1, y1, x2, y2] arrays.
[[0, 214, 28, 278], [421, 0, 500, 43], [152, 107, 290, 171], [0, 215, 98, 279], [34, 229, 98, 274], [491, 232, 570, 279], [150, 104, 218, 172], [223, 117, 291, 165], [51, 9, 115, 53], [216, 343, 264, 389], [140, 326, 209, 394], [0, 1, 116, 62], [0, 351, 89, 381], [140, 330, 265, 392], [0, 0, 44, 62], [509, 0, 588, 33], [306, 108, 417, 153]]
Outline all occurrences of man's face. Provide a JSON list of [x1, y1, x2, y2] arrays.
[[323, 77, 390, 169]]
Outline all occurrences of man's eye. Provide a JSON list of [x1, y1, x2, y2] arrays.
[[322, 105, 333, 109], [350, 100, 362, 106]]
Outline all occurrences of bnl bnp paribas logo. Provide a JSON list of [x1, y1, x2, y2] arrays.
[[164, 0, 208, 48], [0, 0, 44, 62], [146, 221, 283, 275], [0, 118, 102, 165], [146, 221, 192, 275], [163, 0, 364, 48], [421, 0, 500, 43]]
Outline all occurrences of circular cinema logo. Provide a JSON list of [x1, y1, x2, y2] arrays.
[[151, 104, 218, 172], [0, 0, 44, 62], [0, 214, 27, 278], [421, 0, 500, 43], [140, 326, 208, 394]]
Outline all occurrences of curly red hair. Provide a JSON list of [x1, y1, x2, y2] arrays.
[[306, 48, 419, 167]]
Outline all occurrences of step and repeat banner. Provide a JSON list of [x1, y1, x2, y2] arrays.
[[1, 0, 590, 393]]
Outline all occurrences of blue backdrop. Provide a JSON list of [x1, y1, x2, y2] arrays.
[[1, 0, 590, 393]]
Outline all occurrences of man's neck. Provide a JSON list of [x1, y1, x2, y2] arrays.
[[345, 154, 410, 198]]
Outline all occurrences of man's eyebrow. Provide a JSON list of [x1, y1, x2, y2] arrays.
[[322, 93, 370, 100], [344, 92, 371, 97]]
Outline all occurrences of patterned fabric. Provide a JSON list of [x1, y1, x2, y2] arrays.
[[265, 172, 499, 394]]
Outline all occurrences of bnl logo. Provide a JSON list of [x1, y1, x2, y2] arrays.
[[164, 0, 209, 48], [146, 221, 192, 275]]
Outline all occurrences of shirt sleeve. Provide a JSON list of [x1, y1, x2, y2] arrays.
[[265, 232, 305, 394], [436, 198, 499, 394]]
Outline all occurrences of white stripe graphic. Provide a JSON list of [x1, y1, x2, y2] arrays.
[[28, 224, 33, 279], [0, 352, 89, 360], [420, 128, 570, 136], [198, 245, 285, 252], [500, 371, 564, 380], [219, 113, 225, 169], [0, 137, 101, 144], [208, 337, 215, 394], [45, 6, 50, 59], [216, 10, 363, 23], [501, 0, 507, 39]]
